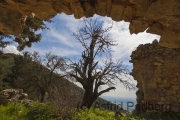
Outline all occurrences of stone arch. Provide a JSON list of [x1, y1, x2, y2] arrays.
[[0, 0, 180, 47]]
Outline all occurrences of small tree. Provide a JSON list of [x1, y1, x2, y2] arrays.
[[30, 51, 66, 102], [14, 17, 52, 51], [6, 51, 66, 102], [0, 16, 52, 51], [67, 18, 135, 109], [0, 32, 12, 53]]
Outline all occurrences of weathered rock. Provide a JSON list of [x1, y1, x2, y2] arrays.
[[166, 90, 177, 94], [165, 96, 177, 102], [156, 78, 162, 83], [155, 88, 162, 92], [0, 89, 28, 104], [171, 78, 178, 84], [160, 97, 166, 102], [171, 85, 179, 90], [162, 79, 168, 83], [130, 40, 180, 113], [158, 84, 171, 88], [0, 0, 179, 47], [153, 62, 162, 66], [175, 95, 180, 99], [159, 92, 165, 97]]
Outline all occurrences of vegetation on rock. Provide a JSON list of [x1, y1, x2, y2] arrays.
[[14, 16, 52, 51]]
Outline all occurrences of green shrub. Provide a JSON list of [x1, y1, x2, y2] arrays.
[[126, 110, 180, 120], [1, 102, 179, 120], [25, 101, 57, 120], [0, 102, 28, 120], [0, 101, 58, 120], [72, 108, 123, 120], [72, 108, 180, 120]]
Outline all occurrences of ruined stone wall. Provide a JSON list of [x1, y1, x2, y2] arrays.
[[0, 0, 180, 48], [130, 40, 180, 113]]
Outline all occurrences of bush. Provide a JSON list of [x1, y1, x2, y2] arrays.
[[1, 102, 179, 120], [25, 101, 57, 120], [0, 101, 57, 120], [72, 108, 180, 120], [0, 102, 28, 120], [127, 110, 180, 120], [72, 108, 123, 120]]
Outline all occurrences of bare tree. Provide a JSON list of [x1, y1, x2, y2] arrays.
[[67, 18, 135, 109], [30, 51, 66, 102], [8, 51, 66, 102]]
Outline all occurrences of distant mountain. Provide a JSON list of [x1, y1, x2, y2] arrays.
[[101, 96, 136, 112]]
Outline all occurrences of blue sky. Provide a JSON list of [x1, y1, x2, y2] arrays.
[[5, 13, 160, 102]]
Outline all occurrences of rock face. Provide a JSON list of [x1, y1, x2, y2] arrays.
[[130, 40, 180, 113], [0, 89, 28, 104], [0, 0, 180, 47]]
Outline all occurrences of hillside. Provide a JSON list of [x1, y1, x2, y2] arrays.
[[0, 53, 111, 107]]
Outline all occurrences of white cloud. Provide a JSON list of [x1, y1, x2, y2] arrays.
[[24, 45, 79, 57], [5, 45, 20, 54], [50, 46, 79, 56], [99, 74, 137, 99], [57, 13, 84, 32], [48, 29, 74, 47], [100, 84, 137, 99], [101, 18, 161, 60]]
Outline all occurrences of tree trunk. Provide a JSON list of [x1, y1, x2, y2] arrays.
[[81, 89, 98, 109], [40, 89, 46, 103]]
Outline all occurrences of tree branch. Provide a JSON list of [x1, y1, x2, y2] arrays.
[[97, 87, 116, 96]]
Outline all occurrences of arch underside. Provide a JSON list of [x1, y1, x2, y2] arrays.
[[0, 0, 179, 48]]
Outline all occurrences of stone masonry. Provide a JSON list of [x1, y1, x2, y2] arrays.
[[0, 0, 180, 47], [130, 40, 180, 113]]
